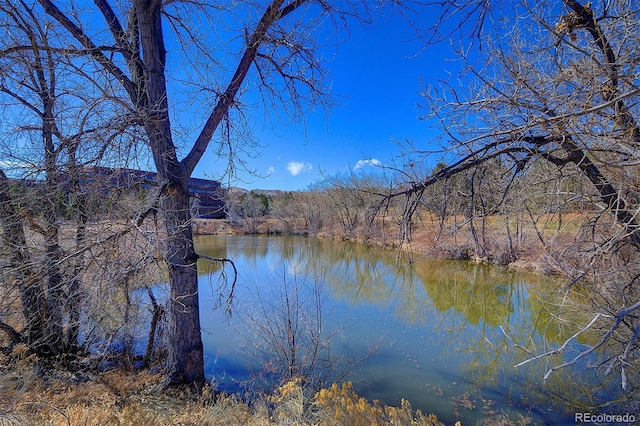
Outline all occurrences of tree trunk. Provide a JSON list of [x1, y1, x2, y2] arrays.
[[162, 184, 205, 385], [64, 169, 87, 353], [134, 0, 204, 385], [0, 170, 46, 351], [41, 99, 65, 356]]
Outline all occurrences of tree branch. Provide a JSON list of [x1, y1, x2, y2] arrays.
[[514, 300, 640, 388], [182, 0, 309, 177], [0, 320, 23, 347], [388, 135, 553, 200], [198, 254, 237, 318], [37, 0, 140, 104], [134, 180, 168, 228], [562, 0, 640, 146], [93, 0, 135, 64]]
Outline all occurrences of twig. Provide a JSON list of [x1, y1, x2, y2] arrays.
[[514, 312, 611, 369], [510, 301, 640, 387], [198, 254, 237, 317], [134, 180, 168, 228]]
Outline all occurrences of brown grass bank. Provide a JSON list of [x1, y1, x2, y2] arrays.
[[0, 356, 461, 426]]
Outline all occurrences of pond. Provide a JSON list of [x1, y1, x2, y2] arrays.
[[191, 235, 620, 425]]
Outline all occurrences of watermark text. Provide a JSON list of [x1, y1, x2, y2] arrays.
[[575, 412, 636, 424]]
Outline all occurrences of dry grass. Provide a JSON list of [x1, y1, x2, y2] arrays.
[[0, 363, 535, 426], [0, 364, 453, 426]]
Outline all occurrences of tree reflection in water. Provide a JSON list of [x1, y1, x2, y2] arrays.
[[194, 235, 623, 424]]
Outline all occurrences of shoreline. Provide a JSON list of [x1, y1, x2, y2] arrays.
[[192, 217, 552, 275]]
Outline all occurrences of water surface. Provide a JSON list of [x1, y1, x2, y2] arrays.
[[192, 235, 614, 425]]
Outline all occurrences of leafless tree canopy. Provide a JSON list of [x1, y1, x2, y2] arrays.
[[383, 0, 640, 400], [0, 0, 384, 386]]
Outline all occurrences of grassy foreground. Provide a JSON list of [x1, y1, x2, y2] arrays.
[[0, 354, 536, 425], [0, 355, 448, 426]]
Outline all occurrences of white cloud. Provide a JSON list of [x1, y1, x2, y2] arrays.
[[267, 166, 275, 175], [0, 160, 37, 177], [353, 158, 382, 170], [0, 160, 30, 169], [287, 161, 312, 176]]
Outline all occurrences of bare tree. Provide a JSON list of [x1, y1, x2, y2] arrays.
[[22, 0, 378, 386], [240, 191, 270, 233], [270, 191, 299, 233], [386, 0, 640, 401], [0, 0, 144, 358]]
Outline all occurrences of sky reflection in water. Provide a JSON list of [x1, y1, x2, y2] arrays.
[[193, 235, 613, 425]]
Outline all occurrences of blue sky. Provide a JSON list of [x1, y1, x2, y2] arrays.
[[192, 8, 455, 191], [0, 3, 456, 190]]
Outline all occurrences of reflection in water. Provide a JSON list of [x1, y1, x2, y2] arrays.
[[193, 235, 621, 425]]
